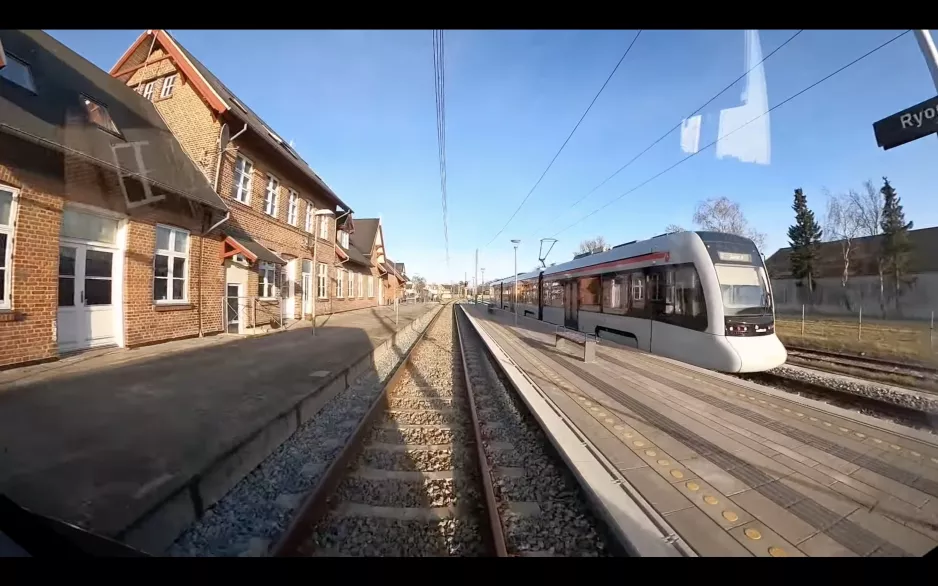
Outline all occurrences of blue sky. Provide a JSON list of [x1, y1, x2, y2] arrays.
[[47, 29, 938, 285]]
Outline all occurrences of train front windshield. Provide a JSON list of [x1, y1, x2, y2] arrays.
[[714, 264, 771, 316]]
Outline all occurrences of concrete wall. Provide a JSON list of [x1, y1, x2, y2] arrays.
[[772, 272, 938, 321]]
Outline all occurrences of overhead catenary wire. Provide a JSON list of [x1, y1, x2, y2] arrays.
[[547, 29, 912, 239], [481, 30, 643, 250], [528, 30, 804, 241], [433, 30, 450, 271]]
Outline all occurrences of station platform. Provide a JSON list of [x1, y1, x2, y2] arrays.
[[462, 305, 938, 557]]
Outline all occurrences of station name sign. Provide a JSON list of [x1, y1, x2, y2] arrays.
[[873, 94, 938, 150]]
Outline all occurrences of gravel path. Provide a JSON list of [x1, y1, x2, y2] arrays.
[[167, 307, 440, 557], [299, 304, 487, 557], [457, 308, 611, 557]]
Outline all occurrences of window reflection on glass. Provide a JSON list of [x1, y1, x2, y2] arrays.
[[57, 277, 74, 307], [82, 95, 120, 134], [173, 231, 188, 253], [156, 226, 171, 250], [61, 209, 118, 244], [0, 190, 12, 225], [58, 247, 76, 276], [154, 255, 168, 278], [84, 278, 112, 305], [84, 250, 112, 278]]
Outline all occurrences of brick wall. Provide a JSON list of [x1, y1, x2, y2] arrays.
[[126, 49, 221, 182], [118, 37, 385, 321], [0, 152, 225, 368]]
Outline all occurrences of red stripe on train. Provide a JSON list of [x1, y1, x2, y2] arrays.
[[547, 251, 670, 280]]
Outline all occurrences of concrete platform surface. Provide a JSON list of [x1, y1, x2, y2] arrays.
[[465, 306, 938, 557], [0, 303, 434, 537]]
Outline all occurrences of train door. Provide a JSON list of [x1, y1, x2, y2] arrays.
[[537, 272, 544, 321], [646, 266, 668, 352], [563, 280, 578, 329]]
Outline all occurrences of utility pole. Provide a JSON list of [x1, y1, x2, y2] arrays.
[[511, 239, 520, 325], [481, 267, 485, 302]]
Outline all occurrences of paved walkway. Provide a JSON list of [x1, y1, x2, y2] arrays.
[[0, 303, 434, 537], [465, 305, 938, 557]]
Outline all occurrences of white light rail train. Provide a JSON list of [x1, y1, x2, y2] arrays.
[[488, 231, 787, 373]]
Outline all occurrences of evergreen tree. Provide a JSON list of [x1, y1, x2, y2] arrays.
[[787, 188, 823, 291], [879, 177, 914, 311]]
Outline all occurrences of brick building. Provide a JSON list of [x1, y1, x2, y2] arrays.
[[110, 30, 401, 331], [0, 30, 231, 368]]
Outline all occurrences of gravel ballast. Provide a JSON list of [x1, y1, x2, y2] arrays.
[[301, 304, 487, 557], [167, 307, 438, 557], [457, 308, 611, 557]]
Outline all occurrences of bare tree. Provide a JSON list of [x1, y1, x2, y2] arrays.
[[692, 197, 767, 251], [576, 236, 609, 256], [823, 188, 862, 287], [849, 179, 885, 312], [664, 224, 686, 234]]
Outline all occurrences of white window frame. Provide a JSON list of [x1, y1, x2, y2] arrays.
[[358, 273, 364, 298], [287, 190, 299, 226], [153, 224, 190, 304], [319, 215, 329, 239], [233, 155, 253, 204], [160, 74, 177, 98], [317, 263, 328, 299], [304, 202, 313, 232], [336, 268, 345, 298], [0, 185, 18, 310], [368, 275, 374, 298], [142, 81, 155, 100], [338, 230, 349, 249], [258, 261, 280, 300], [264, 174, 279, 218]]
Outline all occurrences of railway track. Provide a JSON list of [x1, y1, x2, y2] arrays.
[[785, 345, 938, 385], [272, 303, 612, 557]]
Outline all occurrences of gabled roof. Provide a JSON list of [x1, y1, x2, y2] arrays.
[[339, 242, 371, 268], [765, 226, 938, 279], [109, 30, 351, 214], [0, 30, 227, 212], [349, 218, 380, 257], [394, 262, 406, 276]]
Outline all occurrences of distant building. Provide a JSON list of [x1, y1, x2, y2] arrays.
[[764, 226, 937, 320]]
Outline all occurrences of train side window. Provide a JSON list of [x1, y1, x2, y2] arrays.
[[601, 273, 627, 314], [544, 279, 562, 307], [657, 264, 708, 331], [579, 276, 601, 312], [630, 272, 645, 313]]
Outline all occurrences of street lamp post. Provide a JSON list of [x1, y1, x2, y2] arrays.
[[511, 239, 520, 325], [481, 268, 485, 303], [309, 207, 336, 337]]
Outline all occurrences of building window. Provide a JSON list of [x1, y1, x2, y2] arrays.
[[287, 190, 299, 226], [336, 268, 344, 297], [154, 225, 189, 303], [257, 261, 280, 299], [319, 215, 329, 239], [142, 81, 155, 100], [82, 95, 120, 135], [368, 275, 374, 298], [304, 202, 313, 232], [358, 273, 364, 298], [233, 155, 253, 203], [317, 263, 328, 299], [160, 74, 177, 98], [0, 53, 36, 92], [0, 186, 17, 309], [264, 175, 279, 217], [338, 229, 349, 249]]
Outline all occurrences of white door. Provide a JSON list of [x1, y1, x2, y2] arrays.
[[57, 243, 118, 351], [301, 259, 312, 317], [285, 259, 297, 320]]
